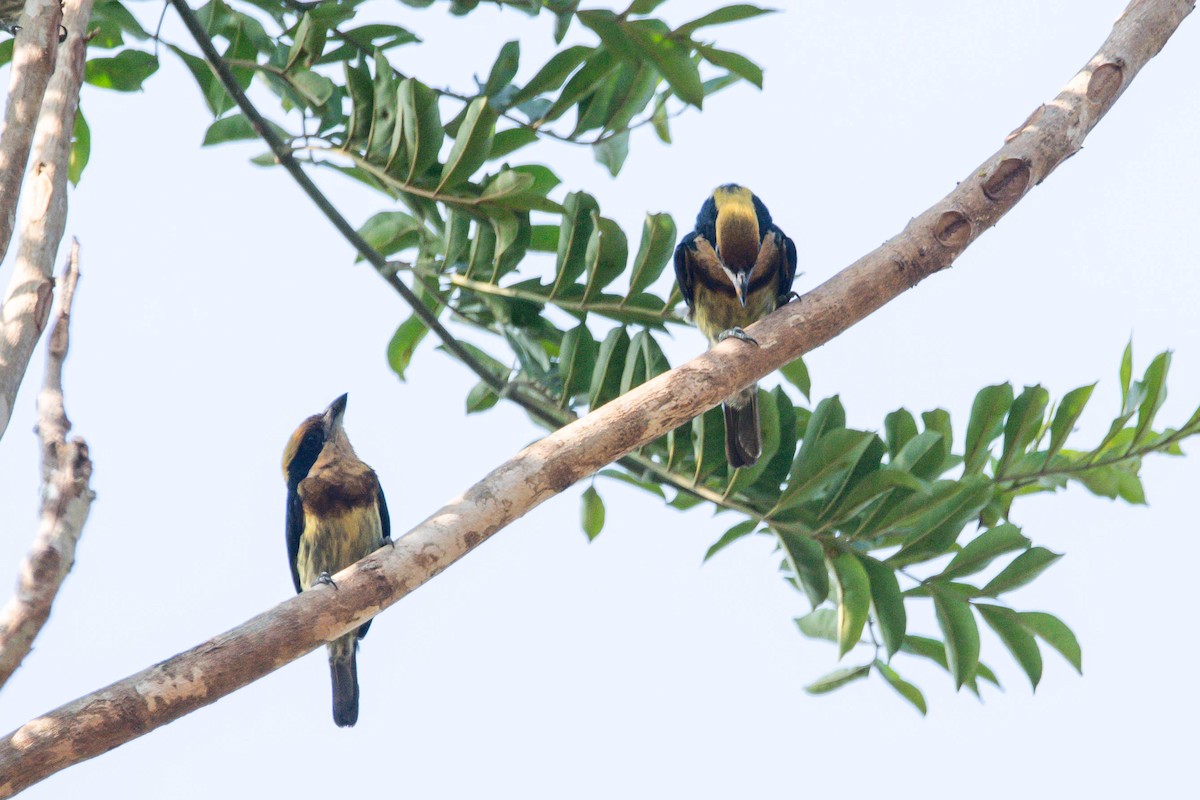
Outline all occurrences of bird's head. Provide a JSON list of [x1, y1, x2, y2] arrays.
[[711, 184, 766, 307], [282, 393, 353, 484]]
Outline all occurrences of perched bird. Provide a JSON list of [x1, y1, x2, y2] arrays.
[[674, 184, 798, 468], [0, 0, 68, 42], [282, 393, 390, 727]]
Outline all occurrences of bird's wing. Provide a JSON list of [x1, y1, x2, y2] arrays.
[[376, 482, 391, 545], [673, 231, 699, 311], [285, 483, 305, 594], [773, 225, 798, 296]]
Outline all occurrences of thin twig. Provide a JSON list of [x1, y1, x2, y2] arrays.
[[0, 240, 94, 691]]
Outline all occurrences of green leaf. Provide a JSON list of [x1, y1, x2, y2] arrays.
[[203, 114, 255, 146], [1119, 339, 1133, 408], [931, 588, 980, 690], [343, 57, 374, 150], [68, 109, 90, 186], [509, 45, 593, 106], [626, 19, 704, 107], [981, 547, 1062, 596], [884, 409, 918, 460], [558, 324, 599, 404], [998, 385, 1049, 474], [901, 635, 949, 670], [858, 555, 905, 658], [977, 604, 1042, 690], [480, 172, 538, 208], [601, 63, 659, 131], [580, 485, 605, 541], [704, 519, 758, 562], [831, 552, 870, 658], [626, 213, 676, 297], [939, 524, 1030, 580], [776, 530, 828, 607], [365, 49, 399, 165], [921, 409, 954, 473], [676, 3, 775, 36], [697, 44, 763, 88], [593, 130, 630, 176], [357, 211, 421, 257], [553, 192, 600, 294], [464, 380, 500, 413], [583, 217, 629, 299], [488, 128, 539, 160], [588, 326, 631, 408], [84, 49, 159, 92], [795, 608, 838, 642], [830, 468, 926, 524], [964, 383, 1013, 474], [889, 430, 945, 481], [437, 97, 499, 191], [484, 40, 521, 99], [780, 358, 810, 400], [776, 430, 874, 511], [285, 11, 327, 71], [540, 49, 620, 123], [691, 407, 727, 482], [387, 315, 430, 381], [875, 661, 927, 715], [1047, 383, 1096, 460], [292, 68, 336, 107], [577, 10, 641, 60], [805, 664, 871, 695], [399, 78, 444, 181], [887, 476, 993, 567], [1133, 351, 1171, 446], [1018, 611, 1082, 674]]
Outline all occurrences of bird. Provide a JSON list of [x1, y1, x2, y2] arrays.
[[282, 393, 390, 727], [0, 0, 68, 42], [673, 184, 798, 469]]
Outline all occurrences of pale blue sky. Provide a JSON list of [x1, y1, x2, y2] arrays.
[[1, 1, 1197, 797]]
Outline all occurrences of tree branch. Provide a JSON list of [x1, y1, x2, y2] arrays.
[[0, 0, 90, 442], [0, 240, 93, 691], [0, 0, 1191, 795], [0, 0, 61, 266]]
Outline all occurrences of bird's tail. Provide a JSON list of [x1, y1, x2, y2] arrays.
[[723, 384, 761, 468], [328, 634, 360, 728]]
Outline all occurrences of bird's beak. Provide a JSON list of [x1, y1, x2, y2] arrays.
[[733, 272, 749, 307], [323, 393, 348, 435]]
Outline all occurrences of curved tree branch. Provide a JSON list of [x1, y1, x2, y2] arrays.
[[0, 0, 1191, 795], [0, 240, 93, 691], [0, 0, 89, 441]]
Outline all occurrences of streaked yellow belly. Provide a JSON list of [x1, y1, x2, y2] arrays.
[[296, 507, 382, 589], [692, 283, 777, 345]]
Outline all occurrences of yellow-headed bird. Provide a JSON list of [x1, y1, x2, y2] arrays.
[[674, 184, 798, 468], [282, 393, 390, 727]]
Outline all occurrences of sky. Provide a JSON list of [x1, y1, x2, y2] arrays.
[[1, 1, 1198, 797]]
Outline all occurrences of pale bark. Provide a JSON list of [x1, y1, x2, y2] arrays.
[[0, 240, 93, 690], [0, 0, 1193, 795], [0, 0, 87, 442], [0, 0, 60, 264]]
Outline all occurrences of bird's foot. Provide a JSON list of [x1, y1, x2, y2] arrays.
[[777, 291, 801, 306], [717, 327, 759, 347], [314, 571, 338, 590]]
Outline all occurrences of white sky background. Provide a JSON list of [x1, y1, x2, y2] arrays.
[[1, 0, 1198, 796]]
